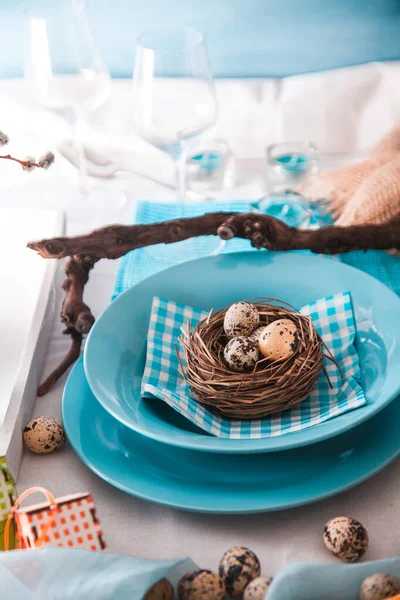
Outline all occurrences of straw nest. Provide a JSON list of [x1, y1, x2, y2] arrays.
[[179, 299, 334, 419]]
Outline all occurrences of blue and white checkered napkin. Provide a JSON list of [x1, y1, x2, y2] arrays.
[[141, 292, 366, 439]]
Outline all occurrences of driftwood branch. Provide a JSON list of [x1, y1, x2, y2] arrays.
[[28, 212, 400, 259], [28, 212, 400, 394], [37, 329, 83, 396]]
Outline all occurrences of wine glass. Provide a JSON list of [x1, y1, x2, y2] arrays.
[[24, 0, 116, 222], [133, 26, 218, 205], [132, 26, 220, 262]]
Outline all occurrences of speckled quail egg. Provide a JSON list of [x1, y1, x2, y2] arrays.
[[144, 578, 174, 600], [249, 326, 266, 345], [224, 302, 260, 338], [219, 546, 261, 596], [23, 416, 65, 454], [323, 516, 369, 562], [244, 576, 273, 600], [359, 573, 400, 600], [178, 570, 225, 600], [259, 319, 299, 361], [224, 337, 259, 372]]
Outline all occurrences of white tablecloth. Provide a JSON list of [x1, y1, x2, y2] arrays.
[[1, 65, 399, 571]]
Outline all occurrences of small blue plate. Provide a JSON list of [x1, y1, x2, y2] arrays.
[[84, 251, 400, 453], [63, 357, 400, 513]]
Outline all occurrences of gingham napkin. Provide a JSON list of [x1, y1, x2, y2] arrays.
[[141, 292, 366, 438]]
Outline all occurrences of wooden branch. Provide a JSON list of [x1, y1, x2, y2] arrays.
[[29, 212, 400, 259], [28, 212, 400, 394], [61, 256, 96, 334], [37, 329, 83, 396]]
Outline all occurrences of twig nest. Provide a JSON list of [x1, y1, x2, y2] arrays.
[[244, 576, 273, 599], [259, 318, 299, 361], [181, 299, 326, 419], [224, 337, 259, 372], [219, 547, 261, 596], [359, 574, 400, 600], [23, 416, 65, 454], [144, 578, 174, 600], [177, 570, 225, 600], [323, 516, 369, 562], [224, 301, 260, 338]]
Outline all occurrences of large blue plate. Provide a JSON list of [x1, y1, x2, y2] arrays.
[[64, 358, 400, 513], [84, 251, 400, 453]]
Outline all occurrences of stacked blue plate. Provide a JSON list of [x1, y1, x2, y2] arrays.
[[62, 252, 400, 513]]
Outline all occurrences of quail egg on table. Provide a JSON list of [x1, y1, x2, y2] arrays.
[[23, 416, 66, 454], [359, 573, 400, 600], [224, 301, 260, 338], [224, 337, 259, 372], [323, 516, 369, 562], [259, 318, 299, 361], [144, 578, 174, 600], [219, 546, 261, 596], [244, 576, 273, 599], [178, 570, 225, 600]]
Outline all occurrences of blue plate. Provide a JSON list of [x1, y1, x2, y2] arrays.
[[64, 357, 400, 513], [84, 251, 400, 453]]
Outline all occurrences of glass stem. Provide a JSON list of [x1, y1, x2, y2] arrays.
[[174, 153, 187, 216], [67, 108, 88, 193]]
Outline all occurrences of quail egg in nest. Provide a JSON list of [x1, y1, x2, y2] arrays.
[[224, 302, 260, 338], [224, 337, 259, 372]]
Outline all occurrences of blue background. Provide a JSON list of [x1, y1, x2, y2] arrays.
[[1, 0, 400, 78]]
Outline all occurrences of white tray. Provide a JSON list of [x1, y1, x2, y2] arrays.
[[0, 208, 64, 480]]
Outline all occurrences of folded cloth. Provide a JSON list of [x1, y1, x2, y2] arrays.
[[0, 548, 195, 600], [141, 292, 366, 439], [0, 548, 399, 600]]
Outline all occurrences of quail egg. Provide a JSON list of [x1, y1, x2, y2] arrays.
[[23, 416, 66, 454], [244, 576, 273, 599], [359, 573, 400, 600], [249, 326, 266, 345], [224, 337, 259, 372], [178, 570, 225, 600], [323, 516, 369, 562], [219, 546, 261, 596], [224, 302, 260, 338], [144, 578, 174, 600], [259, 319, 299, 361]]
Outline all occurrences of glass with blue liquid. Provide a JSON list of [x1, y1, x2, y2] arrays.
[[267, 141, 319, 190], [186, 139, 235, 194], [255, 141, 322, 229]]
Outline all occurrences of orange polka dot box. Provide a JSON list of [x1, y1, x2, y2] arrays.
[[9, 490, 106, 552]]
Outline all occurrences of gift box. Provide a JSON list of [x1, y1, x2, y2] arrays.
[[6, 489, 106, 551], [0, 457, 17, 550]]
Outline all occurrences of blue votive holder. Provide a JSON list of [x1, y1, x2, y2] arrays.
[[186, 139, 235, 193], [266, 142, 319, 190]]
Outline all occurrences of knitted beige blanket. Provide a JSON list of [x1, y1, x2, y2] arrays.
[[299, 125, 400, 227]]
